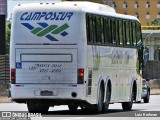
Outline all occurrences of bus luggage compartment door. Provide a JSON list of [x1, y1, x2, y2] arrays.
[[15, 48, 77, 84]]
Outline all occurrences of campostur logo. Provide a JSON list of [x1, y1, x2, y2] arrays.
[[21, 22, 69, 41], [20, 12, 73, 41]]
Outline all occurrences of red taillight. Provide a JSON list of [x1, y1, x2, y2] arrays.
[[77, 68, 84, 84], [11, 69, 15, 84]]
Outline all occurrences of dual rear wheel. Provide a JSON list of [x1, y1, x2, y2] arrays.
[[94, 85, 110, 112], [68, 85, 111, 113]]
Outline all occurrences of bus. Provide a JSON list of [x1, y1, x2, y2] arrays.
[[10, 1, 143, 113]]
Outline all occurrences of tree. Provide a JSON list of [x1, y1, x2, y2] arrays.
[[151, 18, 160, 25], [6, 21, 11, 54]]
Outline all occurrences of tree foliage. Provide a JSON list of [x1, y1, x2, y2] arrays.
[[151, 18, 160, 26], [6, 21, 11, 54]]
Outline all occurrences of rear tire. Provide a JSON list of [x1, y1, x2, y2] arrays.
[[27, 101, 49, 113], [144, 91, 150, 103], [122, 101, 133, 111], [122, 90, 133, 111], [94, 86, 104, 112], [102, 86, 110, 112]]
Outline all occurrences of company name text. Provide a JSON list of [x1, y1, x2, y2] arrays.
[[20, 12, 73, 21]]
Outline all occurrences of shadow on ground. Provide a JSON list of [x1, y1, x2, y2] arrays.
[[42, 108, 146, 117]]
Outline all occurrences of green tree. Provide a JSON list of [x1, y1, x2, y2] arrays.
[[151, 18, 160, 25], [6, 21, 11, 54]]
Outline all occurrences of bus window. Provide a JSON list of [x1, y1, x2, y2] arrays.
[[116, 20, 120, 46], [101, 17, 104, 44], [132, 22, 137, 47], [119, 20, 123, 46], [136, 22, 142, 47], [112, 19, 116, 45], [86, 14, 96, 44], [96, 16, 101, 44], [108, 19, 112, 45], [92, 16, 96, 43], [86, 15, 92, 43], [126, 21, 130, 46], [123, 21, 126, 46], [129, 22, 133, 46], [104, 18, 108, 44]]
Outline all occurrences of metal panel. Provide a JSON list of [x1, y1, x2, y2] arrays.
[[21, 54, 72, 62], [0, 0, 7, 15], [0, 15, 5, 55]]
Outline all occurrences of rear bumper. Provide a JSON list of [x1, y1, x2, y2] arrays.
[[11, 84, 85, 101]]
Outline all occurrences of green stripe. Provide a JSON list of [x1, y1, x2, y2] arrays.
[[51, 23, 69, 34], [31, 27, 43, 34], [37, 25, 58, 37]]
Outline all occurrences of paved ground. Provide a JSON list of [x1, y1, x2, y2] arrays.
[[0, 95, 160, 120]]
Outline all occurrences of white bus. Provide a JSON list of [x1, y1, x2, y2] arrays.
[[10, 1, 143, 113]]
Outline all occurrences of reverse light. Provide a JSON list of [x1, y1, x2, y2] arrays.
[[11, 69, 16, 84], [77, 68, 84, 84]]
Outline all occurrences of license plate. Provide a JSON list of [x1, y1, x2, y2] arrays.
[[40, 90, 53, 96]]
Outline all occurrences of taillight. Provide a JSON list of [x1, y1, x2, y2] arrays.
[[77, 68, 84, 84], [11, 69, 15, 84]]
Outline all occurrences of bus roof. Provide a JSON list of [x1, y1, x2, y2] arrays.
[[13, 1, 140, 22]]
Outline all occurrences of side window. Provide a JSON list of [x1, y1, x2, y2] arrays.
[[104, 18, 109, 44], [123, 21, 126, 46], [112, 19, 116, 45], [96, 16, 101, 44], [108, 19, 112, 45], [116, 20, 120, 46], [86, 14, 141, 47], [119, 20, 123, 46], [86, 14, 97, 44], [92, 16, 96, 43], [132, 22, 137, 47], [129, 22, 133, 46], [86, 15, 92, 43], [126, 21, 130, 46], [100, 17, 104, 44], [136, 22, 142, 47]]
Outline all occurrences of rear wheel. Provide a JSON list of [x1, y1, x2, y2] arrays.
[[122, 101, 133, 111], [94, 86, 104, 112], [27, 101, 49, 113], [122, 90, 133, 111], [102, 86, 110, 112]]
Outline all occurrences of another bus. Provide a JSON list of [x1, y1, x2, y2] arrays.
[[10, 1, 143, 113]]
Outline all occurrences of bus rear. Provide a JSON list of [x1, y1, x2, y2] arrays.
[[10, 3, 86, 112]]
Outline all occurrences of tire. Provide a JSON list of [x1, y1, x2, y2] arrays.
[[122, 91, 133, 111], [144, 91, 150, 103], [122, 101, 133, 111], [94, 86, 104, 112], [102, 86, 110, 112], [27, 101, 49, 113], [68, 104, 78, 112]]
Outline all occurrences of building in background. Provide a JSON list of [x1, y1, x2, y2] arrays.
[[63, 0, 113, 6], [0, 0, 7, 55], [64, 0, 160, 25], [112, 0, 160, 26]]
